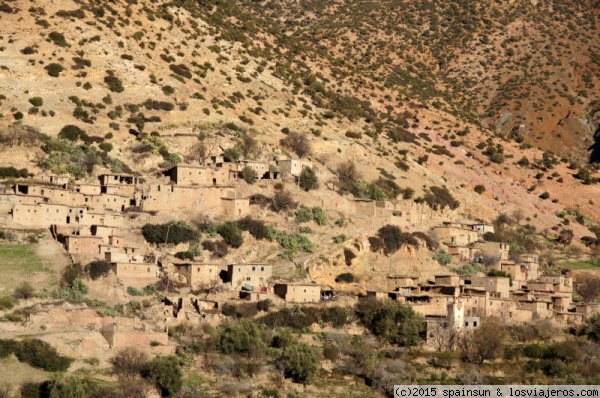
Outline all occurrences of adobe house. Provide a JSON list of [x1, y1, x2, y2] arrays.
[[277, 158, 313, 177], [242, 160, 279, 179], [221, 197, 250, 217], [434, 222, 480, 246], [166, 165, 233, 186], [537, 275, 573, 293], [240, 290, 270, 302], [170, 262, 223, 290], [110, 262, 160, 281], [65, 235, 105, 255], [434, 275, 460, 286], [274, 283, 321, 303], [12, 203, 124, 228], [353, 199, 376, 216], [99, 173, 139, 186], [406, 295, 452, 316], [72, 183, 102, 195], [461, 276, 510, 298], [101, 324, 171, 352], [227, 263, 272, 290], [447, 245, 472, 263], [469, 241, 510, 265], [386, 275, 421, 293], [140, 184, 228, 213], [467, 223, 495, 234]]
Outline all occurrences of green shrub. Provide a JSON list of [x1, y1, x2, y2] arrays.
[[377, 225, 418, 255], [45, 63, 64, 77], [141, 221, 199, 244], [323, 344, 339, 361], [272, 191, 297, 212], [14, 339, 73, 371], [49, 31, 67, 47], [28, 97, 43, 107], [0, 339, 16, 358], [58, 124, 87, 142], [0, 167, 29, 178], [474, 185, 486, 194], [335, 272, 357, 283], [216, 319, 265, 354], [418, 186, 460, 210], [433, 250, 452, 266], [238, 217, 269, 240], [0, 296, 17, 310], [280, 343, 319, 383], [539, 192, 550, 200], [161, 85, 175, 95], [104, 75, 124, 93], [217, 222, 243, 248], [98, 142, 113, 152], [145, 356, 183, 397], [356, 299, 423, 346], [343, 248, 356, 265]]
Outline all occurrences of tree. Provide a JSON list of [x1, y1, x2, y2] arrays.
[[377, 225, 418, 255], [299, 167, 318, 191], [144, 356, 183, 397], [459, 318, 508, 365], [13, 282, 34, 300], [576, 276, 600, 302], [194, 135, 219, 165], [238, 133, 259, 158], [241, 166, 257, 184], [86, 260, 111, 280], [222, 147, 241, 162], [279, 343, 319, 383], [272, 191, 297, 212], [336, 160, 361, 194], [110, 347, 149, 381], [48, 375, 89, 398], [280, 131, 311, 158], [557, 229, 574, 246]]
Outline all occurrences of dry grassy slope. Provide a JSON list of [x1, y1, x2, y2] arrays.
[[0, 0, 598, 279]]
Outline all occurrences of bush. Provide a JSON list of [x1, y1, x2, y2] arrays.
[[377, 225, 418, 255], [44, 63, 64, 77], [104, 75, 124, 93], [99, 142, 113, 152], [419, 186, 460, 210], [217, 222, 243, 248], [48, 31, 67, 47], [161, 85, 175, 95], [474, 185, 486, 194], [280, 343, 319, 383], [433, 251, 452, 266], [0, 167, 29, 178], [58, 124, 87, 142], [356, 299, 423, 346], [86, 260, 111, 280], [0, 296, 16, 310], [299, 167, 318, 190], [539, 191, 550, 200], [141, 221, 199, 245], [216, 319, 265, 354], [238, 217, 269, 240], [144, 356, 183, 397], [241, 166, 257, 184], [13, 282, 35, 300], [174, 251, 195, 260], [0, 339, 16, 359], [14, 339, 73, 371], [335, 272, 357, 283], [110, 347, 149, 381], [323, 344, 339, 361], [343, 248, 356, 265], [257, 299, 272, 312], [28, 97, 43, 107]]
